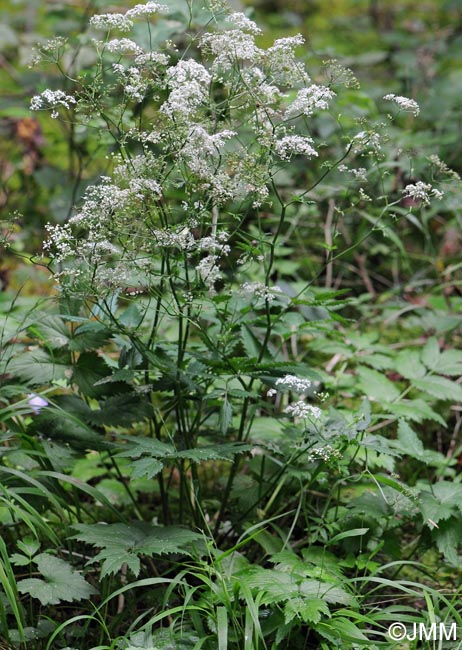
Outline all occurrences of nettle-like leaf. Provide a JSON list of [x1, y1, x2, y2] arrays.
[[394, 350, 426, 380], [419, 482, 462, 525], [432, 349, 462, 376], [356, 367, 400, 402], [411, 375, 462, 402], [433, 518, 462, 566], [71, 523, 202, 577], [68, 321, 113, 352], [16, 553, 97, 605], [384, 399, 446, 426], [130, 457, 164, 480], [421, 337, 440, 370], [116, 436, 252, 479], [284, 597, 331, 625], [28, 315, 70, 348], [6, 348, 70, 385]]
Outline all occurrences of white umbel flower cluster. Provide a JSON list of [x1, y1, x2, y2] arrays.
[[274, 135, 318, 160], [402, 182, 444, 205], [285, 85, 336, 118], [285, 401, 322, 420], [275, 375, 312, 393], [30, 89, 76, 115], [240, 282, 283, 303], [383, 93, 420, 116]]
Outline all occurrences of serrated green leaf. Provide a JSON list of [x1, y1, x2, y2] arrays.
[[71, 523, 202, 577], [421, 337, 440, 370], [69, 322, 112, 352], [395, 420, 425, 457], [360, 354, 393, 370], [433, 349, 462, 376], [240, 325, 262, 359], [130, 457, 164, 480], [433, 518, 462, 566], [116, 437, 175, 459], [284, 597, 330, 624], [242, 568, 355, 606], [412, 376, 462, 401], [419, 482, 462, 524], [16, 553, 96, 605], [88, 393, 153, 427], [10, 553, 31, 567], [384, 399, 446, 426], [219, 399, 233, 435], [7, 348, 70, 385], [175, 443, 252, 462], [394, 350, 426, 380], [357, 367, 400, 402], [29, 316, 70, 348]]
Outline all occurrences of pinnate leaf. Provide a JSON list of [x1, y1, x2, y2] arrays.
[[71, 523, 202, 577]]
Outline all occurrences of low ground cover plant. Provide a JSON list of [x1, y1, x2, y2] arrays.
[[1, 1, 462, 648]]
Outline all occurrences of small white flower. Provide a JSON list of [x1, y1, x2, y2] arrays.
[[285, 85, 336, 118], [89, 13, 134, 32], [240, 282, 282, 303], [275, 375, 312, 394], [274, 135, 318, 160], [106, 39, 143, 55], [30, 89, 76, 111], [402, 181, 444, 205], [126, 2, 168, 17], [227, 12, 262, 35], [383, 93, 420, 117], [285, 400, 321, 420]]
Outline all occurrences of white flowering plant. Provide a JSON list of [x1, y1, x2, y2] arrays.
[[3, 1, 459, 648]]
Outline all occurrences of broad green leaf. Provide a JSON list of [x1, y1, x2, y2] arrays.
[[326, 528, 369, 546], [394, 350, 426, 380], [71, 523, 202, 577], [9, 553, 31, 567], [240, 324, 262, 359], [7, 349, 70, 385], [421, 337, 440, 370], [28, 316, 70, 349], [242, 568, 355, 606], [315, 617, 370, 642], [219, 398, 233, 435], [130, 457, 164, 480], [69, 322, 113, 352], [87, 393, 153, 427], [16, 553, 96, 605], [412, 376, 462, 401], [433, 349, 462, 376], [395, 420, 425, 457], [385, 399, 446, 426], [433, 518, 462, 566], [284, 597, 330, 624], [175, 443, 252, 462], [357, 367, 400, 402], [116, 437, 174, 459], [419, 482, 462, 524]]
